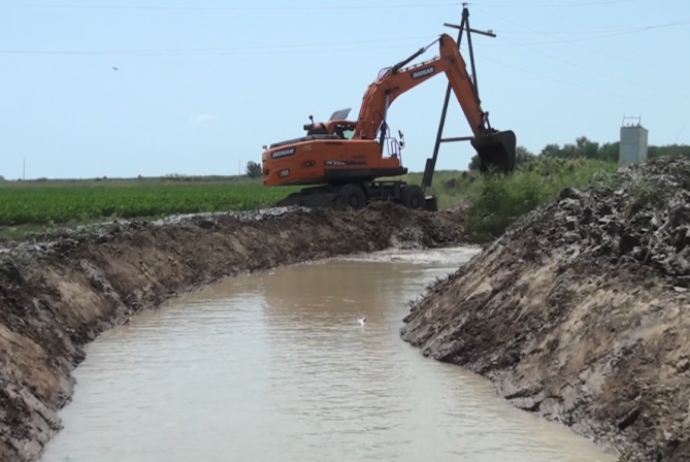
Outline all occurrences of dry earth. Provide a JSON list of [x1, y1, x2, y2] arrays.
[[0, 202, 469, 462], [401, 157, 690, 462]]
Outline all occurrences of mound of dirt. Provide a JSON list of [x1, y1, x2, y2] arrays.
[[0, 202, 468, 462], [401, 157, 690, 462]]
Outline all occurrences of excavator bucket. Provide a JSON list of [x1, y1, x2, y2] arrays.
[[471, 130, 517, 174]]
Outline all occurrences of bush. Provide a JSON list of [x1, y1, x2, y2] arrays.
[[465, 158, 618, 241]]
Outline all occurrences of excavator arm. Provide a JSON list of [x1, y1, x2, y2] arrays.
[[354, 33, 516, 172]]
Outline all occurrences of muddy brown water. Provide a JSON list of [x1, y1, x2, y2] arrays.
[[40, 247, 615, 462]]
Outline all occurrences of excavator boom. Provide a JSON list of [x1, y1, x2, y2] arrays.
[[354, 33, 516, 172]]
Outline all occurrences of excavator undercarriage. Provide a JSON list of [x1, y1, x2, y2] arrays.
[[261, 5, 516, 212], [276, 180, 431, 211]]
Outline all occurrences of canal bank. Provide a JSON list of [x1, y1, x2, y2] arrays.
[[401, 157, 690, 462]]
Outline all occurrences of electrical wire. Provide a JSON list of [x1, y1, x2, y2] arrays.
[[0, 43, 427, 56], [0, 1, 671, 39], [475, 25, 690, 99], [4, 43, 686, 110], [0, 2, 460, 11], [486, 25, 686, 35], [3, 18, 686, 56], [481, 55, 690, 108], [472, 6, 690, 76], [478, 23, 690, 47], [0, 0, 650, 11], [468, 0, 643, 8], [2, 3, 687, 108], [0, 0, 647, 10]]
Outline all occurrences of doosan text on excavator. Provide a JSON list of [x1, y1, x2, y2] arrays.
[[261, 29, 517, 212]]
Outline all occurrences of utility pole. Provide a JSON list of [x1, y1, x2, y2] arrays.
[[23, 159, 25, 180], [421, 3, 496, 192]]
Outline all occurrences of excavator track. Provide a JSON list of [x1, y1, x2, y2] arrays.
[[276, 185, 346, 210], [275, 181, 436, 211]]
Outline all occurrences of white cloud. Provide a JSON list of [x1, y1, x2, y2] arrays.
[[189, 113, 216, 125]]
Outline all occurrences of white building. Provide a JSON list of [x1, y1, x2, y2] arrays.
[[619, 116, 648, 166]]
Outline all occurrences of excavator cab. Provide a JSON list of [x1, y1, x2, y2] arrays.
[[333, 122, 356, 140], [471, 129, 517, 173], [302, 108, 354, 137]]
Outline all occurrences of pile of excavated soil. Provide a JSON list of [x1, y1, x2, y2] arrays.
[[401, 157, 690, 462], [0, 202, 468, 462]]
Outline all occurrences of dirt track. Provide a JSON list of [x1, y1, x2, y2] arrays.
[[401, 157, 690, 462], [0, 203, 469, 462]]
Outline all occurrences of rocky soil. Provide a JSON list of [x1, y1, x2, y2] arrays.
[[401, 157, 690, 462], [0, 202, 469, 462]]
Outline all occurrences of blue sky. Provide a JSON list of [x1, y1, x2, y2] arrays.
[[1, 0, 689, 180]]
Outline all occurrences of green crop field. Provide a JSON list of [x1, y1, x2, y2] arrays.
[[0, 182, 301, 227]]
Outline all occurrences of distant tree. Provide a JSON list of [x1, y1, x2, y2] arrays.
[[541, 136, 600, 160], [246, 160, 262, 178], [648, 144, 690, 160], [467, 136, 690, 170], [516, 145, 537, 164], [541, 137, 690, 163], [468, 154, 481, 171]]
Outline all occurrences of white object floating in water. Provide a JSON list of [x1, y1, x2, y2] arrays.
[[358, 316, 367, 326]]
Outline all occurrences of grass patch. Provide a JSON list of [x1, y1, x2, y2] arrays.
[[389, 169, 480, 210]]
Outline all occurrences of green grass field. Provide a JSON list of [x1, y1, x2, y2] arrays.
[[0, 158, 618, 241], [0, 181, 300, 227], [0, 172, 452, 228]]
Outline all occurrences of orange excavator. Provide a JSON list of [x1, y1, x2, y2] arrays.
[[261, 28, 516, 211]]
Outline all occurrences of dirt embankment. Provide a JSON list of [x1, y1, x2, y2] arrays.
[[0, 203, 468, 462], [401, 157, 690, 462]]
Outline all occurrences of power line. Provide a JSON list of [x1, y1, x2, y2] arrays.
[[0, 0, 646, 10], [3, 19, 686, 56], [468, 0, 643, 8], [510, 20, 690, 38], [0, 35, 426, 56], [0, 0, 669, 37], [0, 2, 459, 10], [0, 0, 651, 11], [476, 26, 690, 99], [472, 6, 690, 76], [3, 44, 687, 110], [478, 22, 690, 47], [2, 7, 688, 106], [0, 43, 427, 56], [490, 25, 687, 35], [2, 1, 679, 42], [482, 55, 690, 108]]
